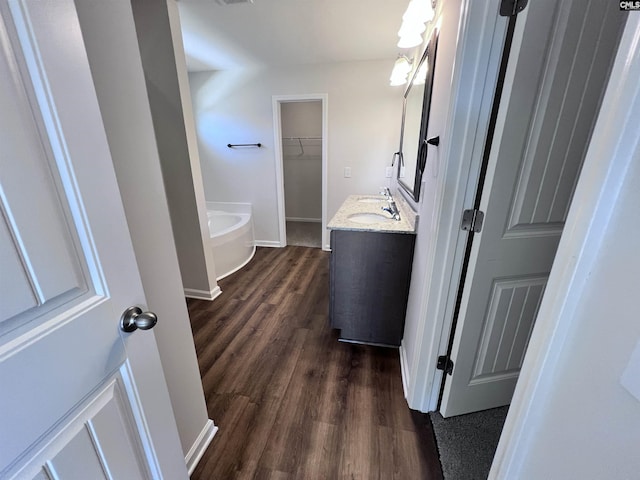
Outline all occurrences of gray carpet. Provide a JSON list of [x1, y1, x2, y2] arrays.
[[286, 221, 322, 248], [429, 406, 509, 480]]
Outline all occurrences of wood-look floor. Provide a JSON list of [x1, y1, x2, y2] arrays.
[[187, 246, 443, 480]]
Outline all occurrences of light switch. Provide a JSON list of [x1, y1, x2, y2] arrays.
[[385, 166, 394, 178], [344, 167, 352, 178]]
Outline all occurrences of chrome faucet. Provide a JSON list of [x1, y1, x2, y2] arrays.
[[380, 187, 392, 198], [382, 200, 401, 221]]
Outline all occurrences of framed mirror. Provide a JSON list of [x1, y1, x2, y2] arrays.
[[397, 29, 439, 202]]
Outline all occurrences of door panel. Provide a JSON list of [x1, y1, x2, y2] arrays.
[[471, 275, 546, 381], [0, 7, 90, 333], [0, 216, 37, 320], [0, 1, 186, 478], [15, 375, 149, 480], [440, 0, 626, 417]]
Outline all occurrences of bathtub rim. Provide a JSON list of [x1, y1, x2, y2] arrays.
[[207, 210, 250, 239]]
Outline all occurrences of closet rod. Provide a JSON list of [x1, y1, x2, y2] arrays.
[[282, 136, 322, 140], [227, 143, 262, 148], [283, 136, 323, 156]]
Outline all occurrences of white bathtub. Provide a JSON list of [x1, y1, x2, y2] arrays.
[[207, 203, 256, 280]]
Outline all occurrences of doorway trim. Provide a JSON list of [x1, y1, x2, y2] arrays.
[[435, 12, 518, 412], [272, 94, 329, 250]]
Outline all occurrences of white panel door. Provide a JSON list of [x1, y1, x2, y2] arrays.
[[440, 0, 625, 417], [0, 1, 187, 478]]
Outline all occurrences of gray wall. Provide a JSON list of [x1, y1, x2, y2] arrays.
[[189, 61, 403, 246], [131, 0, 218, 299], [75, 0, 212, 458]]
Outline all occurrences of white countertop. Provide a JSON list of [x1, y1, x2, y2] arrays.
[[328, 194, 418, 234]]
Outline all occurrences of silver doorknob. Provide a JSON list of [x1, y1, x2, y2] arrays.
[[120, 306, 158, 333]]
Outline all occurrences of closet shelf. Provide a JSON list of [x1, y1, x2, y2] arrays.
[[282, 137, 323, 156], [282, 136, 322, 140]]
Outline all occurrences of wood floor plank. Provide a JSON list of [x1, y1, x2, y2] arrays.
[[265, 247, 313, 306], [242, 320, 309, 402], [188, 246, 443, 479], [253, 469, 292, 480], [193, 393, 252, 478], [371, 348, 423, 432], [201, 302, 278, 395], [302, 333, 351, 426], [293, 421, 341, 479], [257, 336, 320, 473], [339, 346, 379, 480]]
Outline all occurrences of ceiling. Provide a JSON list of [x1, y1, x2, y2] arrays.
[[177, 0, 409, 71]]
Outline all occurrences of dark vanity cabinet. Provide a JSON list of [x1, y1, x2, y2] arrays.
[[329, 229, 416, 346]]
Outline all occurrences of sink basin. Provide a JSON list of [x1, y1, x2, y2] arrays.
[[357, 196, 384, 203], [347, 212, 392, 224]]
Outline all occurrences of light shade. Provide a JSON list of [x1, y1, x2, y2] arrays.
[[398, 19, 426, 38], [393, 55, 412, 74], [389, 55, 412, 86], [398, 0, 434, 49], [403, 0, 435, 24], [397, 32, 424, 49], [389, 74, 408, 86]]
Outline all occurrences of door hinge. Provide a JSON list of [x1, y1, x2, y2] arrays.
[[437, 355, 454, 375], [499, 0, 528, 17], [461, 209, 485, 233]]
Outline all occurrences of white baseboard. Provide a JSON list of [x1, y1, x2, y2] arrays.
[[255, 240, 283, 248], [286, 217, 322, 223], [399, 341, 410, 401], [184, 285, 222, 301], [185, 419, 218, 475]]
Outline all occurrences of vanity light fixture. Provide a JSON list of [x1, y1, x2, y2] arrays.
[[391, 0, 436, 85], [389, 55, 412, 86], [397, 0, 435, 48]]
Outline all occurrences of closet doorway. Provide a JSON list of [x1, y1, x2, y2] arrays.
[[273, 95, 328, 250]]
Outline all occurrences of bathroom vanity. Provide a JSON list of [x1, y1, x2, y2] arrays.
[[328, 195, 417, 346]]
